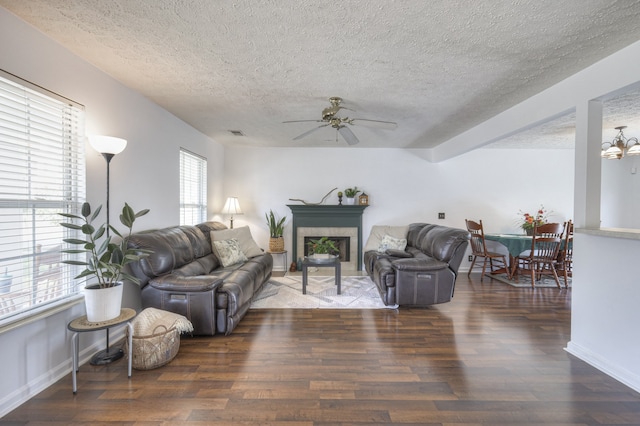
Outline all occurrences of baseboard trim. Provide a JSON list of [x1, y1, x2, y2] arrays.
[[0, 327, 128, 417], [565, 341, 640, 394]]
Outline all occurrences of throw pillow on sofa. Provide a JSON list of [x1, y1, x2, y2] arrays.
[[363, 225, 410, 252], [211, 226, 263, 258], [212, 238, 249, 267], [378, 234, 407, 252]]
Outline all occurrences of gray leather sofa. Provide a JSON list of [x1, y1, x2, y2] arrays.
[[126, 221, 272, 335], [364, 223, 470, 306]]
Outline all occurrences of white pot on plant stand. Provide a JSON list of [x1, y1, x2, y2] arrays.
[[84, 282, 123, 323]]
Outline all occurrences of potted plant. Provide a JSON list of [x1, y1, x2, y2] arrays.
[[306, 237, 339, 259], [59, 202, 151, 322], [265, 209, 286, 252], [344, 187, 360, 205]]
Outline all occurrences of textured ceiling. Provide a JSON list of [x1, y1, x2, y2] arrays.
[[2, 0, 640, 150]]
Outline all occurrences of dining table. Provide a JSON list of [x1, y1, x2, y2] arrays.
[[484, 233, 571, 280], [483, 233, 534, 279]]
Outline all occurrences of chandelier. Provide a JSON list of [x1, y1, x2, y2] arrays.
[[601, 126, 640, 160]]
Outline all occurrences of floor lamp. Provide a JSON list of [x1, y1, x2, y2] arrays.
[[88, 135, 127, 365]]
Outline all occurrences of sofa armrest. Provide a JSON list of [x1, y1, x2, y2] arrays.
[[149, 274, 223, 292], [392, 257, 448, 272], [385, 249, 412, 258]]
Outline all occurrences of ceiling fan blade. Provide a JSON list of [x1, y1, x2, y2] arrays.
[[283, 119, 324, 124], [293, 123, 330, 140], [350, 118, 398, 130], [337, 126, 360, 145]]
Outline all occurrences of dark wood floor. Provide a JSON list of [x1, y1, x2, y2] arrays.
[[4, 274, 640, 425]]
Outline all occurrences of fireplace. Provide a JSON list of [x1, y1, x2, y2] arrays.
[[287, 204, 368, 271]]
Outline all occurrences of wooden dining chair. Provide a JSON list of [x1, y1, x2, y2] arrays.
[[517, 222, 564, 288], [556, 220, 573, 288], [465, 219, 510, 280]]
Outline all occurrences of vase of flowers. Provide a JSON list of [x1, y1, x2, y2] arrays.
[[519, 205, 549, 235]]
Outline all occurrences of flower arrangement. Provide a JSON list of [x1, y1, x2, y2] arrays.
[[518, 205, 550, 232]]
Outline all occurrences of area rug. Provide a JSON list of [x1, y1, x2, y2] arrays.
[[485, 273, 571, 288], [251, 275, 396, 309]]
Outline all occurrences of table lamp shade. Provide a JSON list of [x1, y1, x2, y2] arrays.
[[221, 197, 243, 215]]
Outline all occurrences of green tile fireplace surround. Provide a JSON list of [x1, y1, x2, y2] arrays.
[[287, 204, 368, 271]]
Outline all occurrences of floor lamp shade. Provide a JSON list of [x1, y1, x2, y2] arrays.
[[88, 135, 128, 155]]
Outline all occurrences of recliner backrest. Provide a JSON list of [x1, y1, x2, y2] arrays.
[[126, 226, 202, 287], [406, 223, 430, 248], [417, 225, 470, 264]]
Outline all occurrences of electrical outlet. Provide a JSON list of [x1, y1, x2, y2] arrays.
[[468, 255, 473, 262], [438, 212, 445, 219]]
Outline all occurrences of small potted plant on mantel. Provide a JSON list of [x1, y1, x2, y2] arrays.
[[265, 209, 286, 252], [343, 187, 360, 205], [59, 202, 151, 322], [307, 237, 339, 260]]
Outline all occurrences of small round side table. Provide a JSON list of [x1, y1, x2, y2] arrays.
[[67, 308, 136, 394]]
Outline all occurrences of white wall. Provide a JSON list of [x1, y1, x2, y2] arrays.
[[223, 146, 575, 267], [601, 155, 640, 228], [567, 233, 640, 391], [0, 8, 224, 415]]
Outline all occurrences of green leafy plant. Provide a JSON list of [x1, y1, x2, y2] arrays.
[[307, 236, 339, 255], [265, 209, 286, 238], [344, 187, 360, 198], [59, 202, 152, 288]]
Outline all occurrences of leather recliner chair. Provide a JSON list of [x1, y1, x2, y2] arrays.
[[364, 223, 470, 306]]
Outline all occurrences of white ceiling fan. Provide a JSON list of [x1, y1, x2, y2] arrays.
[[283, 97, 397, 145]]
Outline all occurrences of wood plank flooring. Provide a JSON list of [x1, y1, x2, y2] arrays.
[[3, 274, 640, 425]]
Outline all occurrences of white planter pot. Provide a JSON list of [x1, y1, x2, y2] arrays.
[[311, 253, 331, 259], [345, 197, 355, 205], [84, 282, 123, 322]]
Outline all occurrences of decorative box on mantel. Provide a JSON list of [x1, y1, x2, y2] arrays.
[[287, 204, 368, 271]]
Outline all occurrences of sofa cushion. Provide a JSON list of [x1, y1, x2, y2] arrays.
[[364, 225, 409, 252], [211, 226, 263, 258], [127, 227, 194, 281], [213, 238, 249, 267]]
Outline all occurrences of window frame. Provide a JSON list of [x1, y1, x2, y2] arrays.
[[179, 148, 207, 225], [0, 70, 86, 328]]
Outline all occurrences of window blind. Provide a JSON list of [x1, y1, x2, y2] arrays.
[[179, 148, 207, 225], [0, 72, 86, 324]]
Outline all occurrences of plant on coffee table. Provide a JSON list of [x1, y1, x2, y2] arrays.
[[307, 237, 339, 259]]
